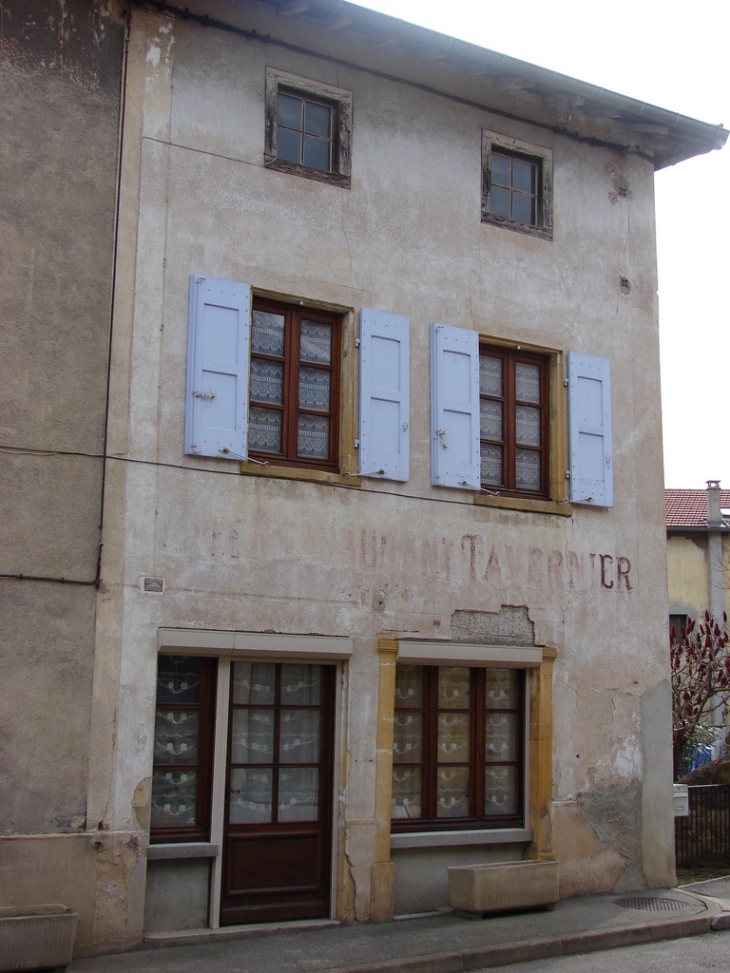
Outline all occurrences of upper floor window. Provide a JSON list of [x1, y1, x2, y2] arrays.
[[265, 68, 352, 188], [249, 299, 341, 470], [481, 130, 553, 240], [480, 346, 549, 497]]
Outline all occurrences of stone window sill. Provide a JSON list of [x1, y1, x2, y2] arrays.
[[475, 494, 571, 517]]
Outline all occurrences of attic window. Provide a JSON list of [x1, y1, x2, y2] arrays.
[[265, 68, 352, 188], [482, 130, 553, 241]]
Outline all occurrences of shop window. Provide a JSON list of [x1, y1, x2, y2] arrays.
[[391, 665, 525, 830], [150, 656, 217, 843]]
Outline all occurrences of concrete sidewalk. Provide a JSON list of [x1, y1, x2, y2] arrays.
[[68, 882, 730, 973]]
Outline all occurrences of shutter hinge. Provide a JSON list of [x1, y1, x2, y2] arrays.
[[354, 439, 360, 448], [564, 378, 569, 387], [193, 390, 217, 399], [565, 470, 571, 479], [355, 338, 361, 347], [196, 276, 205, 285]]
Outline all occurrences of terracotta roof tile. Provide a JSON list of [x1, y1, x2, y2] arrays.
[[665, 489, 730, 528]]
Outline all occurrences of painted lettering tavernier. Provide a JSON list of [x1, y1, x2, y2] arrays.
[[5, 0, 726, 959]]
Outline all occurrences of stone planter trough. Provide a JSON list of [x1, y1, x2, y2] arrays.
[[0, 905, 79, 972], [448, 859, 560, 918]]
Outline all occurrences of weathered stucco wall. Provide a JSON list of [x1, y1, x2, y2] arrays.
[[667, 533, 730, 619], [90, 4, 673, 945], [0, 0, 125, 953]]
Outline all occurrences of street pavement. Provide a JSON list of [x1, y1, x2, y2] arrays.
[[67, 879, 730, 973]]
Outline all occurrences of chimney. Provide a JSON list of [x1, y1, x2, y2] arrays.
[[707, 479, 722, 527]]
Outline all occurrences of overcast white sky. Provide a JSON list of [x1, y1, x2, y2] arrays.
[[356, 0, 730, 489]]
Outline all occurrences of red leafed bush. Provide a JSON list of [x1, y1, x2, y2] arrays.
[[671, 612, 730, 779]]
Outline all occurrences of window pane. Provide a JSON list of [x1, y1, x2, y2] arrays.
[[480, 399, 503, 441], [485, 669, 520, 709], [491, 152, 511, 187], [479, 355, 503, 397], [300, 320, 332, 365], [297, 414, 329, 459], [299, 366, 331, 412], [512, 158, 535, 193], [229, 767, 272, 823], [515, 405, 541, 446], [485, 713, 519, 762], [277, 127, 301, 164], [303, 134, 330, 171], [304, 100, 331, 137], [233, 662, 275, 705], [395, 665, 423, 707], [249, 406, 283, 453], [480, 443, 503, 485], [252, 311, 285, 356], [251, 359, 284, 405], [157, 656, 202, 704], [437, 766, 470, 817], [151, 770, 197, 828], [437, 713, 470, 763], [279, 709, 320, 763], [512, 193, 535, 225], [278, 767, 319, 821], [281, 664, 322, 705], [484, 765, 518, 816], [392, 767, 422, 819], [231, 709, 275, 764], [393, 712, 423, 763], [438, 667, 470, 709], [154, 710, 199, 765], [490, 186, 511, 218], [277, 92, 302, 129], [516, 448, 541, 490], [515, 362, 541, 403]]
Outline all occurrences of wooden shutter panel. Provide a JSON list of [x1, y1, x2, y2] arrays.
[[568, 352, 613, 506], [431, 323, 481, 489], [359, 309, 410, 481], [185, 275, 251, 459]]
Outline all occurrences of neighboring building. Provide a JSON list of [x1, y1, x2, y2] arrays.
[[0, 0, 126, 957], [666, 482, 730, 633], [2, 0, 728, 957]]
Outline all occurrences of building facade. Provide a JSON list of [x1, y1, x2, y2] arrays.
[[2, 0, 728, 956], [667, 482, 730, 632]]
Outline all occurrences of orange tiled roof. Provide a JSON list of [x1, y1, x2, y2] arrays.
[[666, 489, 730, 528]]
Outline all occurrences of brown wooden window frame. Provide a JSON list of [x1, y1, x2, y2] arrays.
[[150, 655, 217, 845], [265, 68, 352, 189], [481, 130, 553, 241], [248, 298, 342, 472], [480, 345, 550, 498], [392, 666, 525, 833]]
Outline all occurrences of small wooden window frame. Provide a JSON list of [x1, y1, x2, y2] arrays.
[[150, 656, 217, 845], [480, 344, 550, 499], [481, 130, 553, 240], [392, 666, 525, 833], [249, 298, 342, 472], [265, 68, 352, 188]]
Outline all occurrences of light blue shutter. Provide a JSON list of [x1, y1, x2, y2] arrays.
[[359, 308, 410, 481], [431, 323, 480, 489], [568, 352, 613, 506], [185, 275, 251, 459]]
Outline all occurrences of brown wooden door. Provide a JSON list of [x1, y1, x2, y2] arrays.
[[221, 661, 335, 925]]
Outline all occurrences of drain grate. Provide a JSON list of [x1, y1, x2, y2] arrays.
[[614, 895, 691, 913]]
